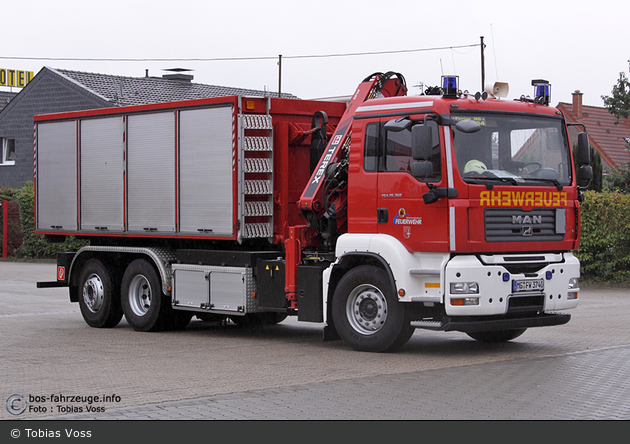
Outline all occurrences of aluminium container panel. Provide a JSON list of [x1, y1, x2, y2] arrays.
[[36, 121, 77, 232], [171, 264, 258, 314], [80, 116, 125, 231], [172, 268, 210, 309], [127, 112, 176, 233], [179, 106, 234, 237]]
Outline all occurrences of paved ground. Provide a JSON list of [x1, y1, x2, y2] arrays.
[[36, 344, 630, 420], [1, 261, 629, 421]]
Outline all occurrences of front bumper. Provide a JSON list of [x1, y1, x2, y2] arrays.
[[444, 252, 580, 316], [411, 311, 571, 332]]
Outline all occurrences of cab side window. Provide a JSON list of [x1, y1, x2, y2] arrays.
[[364, 123, 380, 172], [363, 120, 442, 181]]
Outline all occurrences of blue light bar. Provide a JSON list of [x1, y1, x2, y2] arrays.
[[441, 75, 459, 97], [532, 79, 551, 105]]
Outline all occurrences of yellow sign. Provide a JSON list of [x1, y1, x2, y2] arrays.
[[0, 69, 34, 88]]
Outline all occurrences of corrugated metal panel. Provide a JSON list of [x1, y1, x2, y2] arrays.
[[36, 121, 77, 231], [80, 117, 124, 231], [127, 112, 176, 232], [179, 106, 234, 236]]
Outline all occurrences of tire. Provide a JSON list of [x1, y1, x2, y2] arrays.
[[466, 328, 527, 343], [170, 311, 193, 330], [77, 258, 123, 328], [121, 259, 173, 332], [331, 265, 414, 352]]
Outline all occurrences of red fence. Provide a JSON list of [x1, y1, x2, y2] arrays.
[[1, 200, 23, 258]]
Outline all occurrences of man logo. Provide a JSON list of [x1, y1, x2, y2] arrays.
[[512, 215, 542, 225]]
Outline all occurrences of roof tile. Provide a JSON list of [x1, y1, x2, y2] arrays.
[[55, 69, 298, 106]]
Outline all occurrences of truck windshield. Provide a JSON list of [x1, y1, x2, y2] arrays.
[[452, 113, 572, 186]]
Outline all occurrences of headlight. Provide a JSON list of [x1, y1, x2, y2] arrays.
[[568, 278, 579, 289], [450, 297, 479, 306], [450, 282, 479, 294]]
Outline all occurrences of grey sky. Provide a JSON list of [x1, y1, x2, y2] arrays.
[[2, 0, 627, 107]]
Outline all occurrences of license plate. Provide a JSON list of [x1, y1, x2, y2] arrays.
[[512, 279, 544, 293]]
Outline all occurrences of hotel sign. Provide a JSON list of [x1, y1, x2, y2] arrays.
[[0, 69, 34, 88]]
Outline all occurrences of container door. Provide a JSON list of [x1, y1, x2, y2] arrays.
[[179, 106, 234, 237], [80, 116, 124, 232], [127, 112, 176, 233], [36, 121, 77, 232]]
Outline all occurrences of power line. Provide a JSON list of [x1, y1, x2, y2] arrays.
[[0, 44, 480, 63]]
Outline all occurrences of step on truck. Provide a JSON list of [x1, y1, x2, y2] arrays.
[[36, 73, 592, 352]]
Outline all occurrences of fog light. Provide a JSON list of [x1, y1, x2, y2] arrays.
[[450, 297, 479, 306], [450, 282, 479, 294], [568, 292, 578, 300]]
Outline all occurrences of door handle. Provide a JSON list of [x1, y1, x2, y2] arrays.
[[377, 208, 388, 224]]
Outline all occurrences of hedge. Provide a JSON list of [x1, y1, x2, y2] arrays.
[[575, 190, 630, 283], [15, 182, 88, 259]]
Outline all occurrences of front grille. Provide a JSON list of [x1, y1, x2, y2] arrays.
[[508, 294, 545, 313], [485, 208, 564, 242]]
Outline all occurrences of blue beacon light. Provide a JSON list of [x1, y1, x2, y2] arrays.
[[441, 75, 459, 98], [532, 79, 551, 105]]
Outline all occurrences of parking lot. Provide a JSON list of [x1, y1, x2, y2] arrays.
[[1, 260, 629, 420]]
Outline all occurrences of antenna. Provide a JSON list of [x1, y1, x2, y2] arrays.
[[491, 23, 499, 80]]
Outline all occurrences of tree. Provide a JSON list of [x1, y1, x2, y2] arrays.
[[602, 60, 630, 123], [604, 162, 630, 194]]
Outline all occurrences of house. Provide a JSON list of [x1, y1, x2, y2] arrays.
[[557, 91, 630, 171], [0, 67, 296, 188], [0, 91, 17, 112]]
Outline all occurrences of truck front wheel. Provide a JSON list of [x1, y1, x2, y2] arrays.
[[332, 265, 414, 352], [121, 259, 173, 332], [78, 258, 123, 328]]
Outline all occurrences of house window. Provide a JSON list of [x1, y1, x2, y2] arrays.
[[1, 137, 15, 165]]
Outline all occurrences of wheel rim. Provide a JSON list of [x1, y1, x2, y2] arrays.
[[345, 284, 388, 335], [128, 274, 152, 317], [82, 273, 104, 313]]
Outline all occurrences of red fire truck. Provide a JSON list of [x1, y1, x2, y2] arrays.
[[35, 72, 592, 352]]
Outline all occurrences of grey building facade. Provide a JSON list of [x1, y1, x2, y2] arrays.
[[0, 67, 295, 188]]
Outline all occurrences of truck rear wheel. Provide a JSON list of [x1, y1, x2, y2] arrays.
[[121, 259, 173, 332], [332, 265, 414, 352], [466, 329, 527, 343], [78, 258, 123, 328]]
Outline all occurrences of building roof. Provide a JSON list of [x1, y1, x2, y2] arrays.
[[54, 68, 298, 106], [557, 91, 630, 170], [0, 91, 17, 112]]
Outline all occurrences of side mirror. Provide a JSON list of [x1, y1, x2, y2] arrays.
[[576, 132, 590, 166], [578, 165, 593, 189], [384, 116, 412, 132], [412, 160, 433, 179], [412, 125, 432, 160], [455, 119, 481, 133]]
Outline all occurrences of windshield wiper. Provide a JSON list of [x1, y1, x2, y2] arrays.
[[521, 177, 564, 191], [464, 176, 521, 187]]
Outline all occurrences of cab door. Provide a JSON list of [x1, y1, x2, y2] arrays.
[[376, 119, 450, 252]]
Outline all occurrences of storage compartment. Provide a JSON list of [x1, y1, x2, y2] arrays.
[[256, 260, 287, 310], [172, 264, 257, 314]]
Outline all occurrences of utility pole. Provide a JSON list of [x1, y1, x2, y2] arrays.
[[278, 54, 282, 98], [480, 36, 485, 91]]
